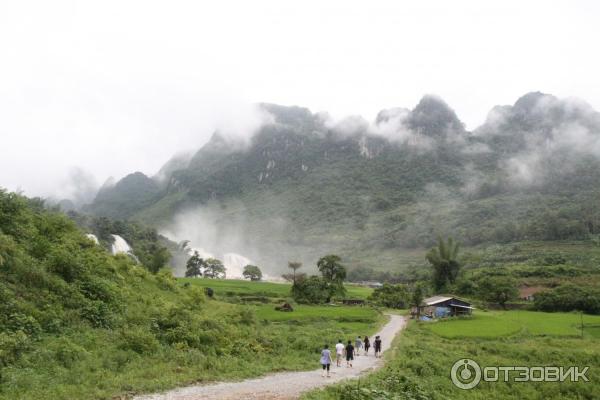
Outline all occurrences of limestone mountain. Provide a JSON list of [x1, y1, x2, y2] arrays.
[[88, 172, 161, 219], [85, 93, 600, 273]]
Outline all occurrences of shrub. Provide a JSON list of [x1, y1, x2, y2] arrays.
[[292, 276, 329, 304], [237, 308, 256, 325], [51, 338, 89, 368], [0, 331, 30, 367], [368, 284, 409, 308], [80, 300, 116, 329], [534, 284, 600, 314], [156, 269, 177, 291], [119, 328, 160, 355], [6, 313, 41, 336], [47, 248, 87, 283], [181, 286, 206, 310], [78, 278, 119, 304]]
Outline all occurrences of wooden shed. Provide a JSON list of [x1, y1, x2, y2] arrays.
[[414, 295, 472, 318]]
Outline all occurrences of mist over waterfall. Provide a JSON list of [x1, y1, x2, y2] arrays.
[[176, 245, 254, 279], [159, 204, 269, 279], [223, 253, 253, 279]]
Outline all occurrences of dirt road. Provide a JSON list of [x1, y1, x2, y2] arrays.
[[135, 314, 407, 400]]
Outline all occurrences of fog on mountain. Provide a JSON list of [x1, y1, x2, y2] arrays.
[[77, 92, 600, 277]]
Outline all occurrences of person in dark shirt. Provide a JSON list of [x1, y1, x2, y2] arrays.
[[363, 335, 370, 355], [374, 335, 382, 358], [345, 340, 354, 367]]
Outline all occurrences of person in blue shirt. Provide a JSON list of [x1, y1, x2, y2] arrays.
[[320, 344, 333, 377]]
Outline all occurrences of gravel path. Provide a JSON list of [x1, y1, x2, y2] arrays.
[[135, 314, 407, 400]]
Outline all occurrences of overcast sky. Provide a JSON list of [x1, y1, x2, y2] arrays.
[[1, 0, 599, 199]]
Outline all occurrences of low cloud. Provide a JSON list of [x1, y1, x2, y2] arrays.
[[159, 199, 307, 279], [212, 103, 275, 148], [48, 167, 99, 206], [320, 107, 437, 151]]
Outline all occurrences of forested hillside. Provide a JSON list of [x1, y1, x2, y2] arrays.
[[86, 93, 600, 273], [0, 190, 379, 399]]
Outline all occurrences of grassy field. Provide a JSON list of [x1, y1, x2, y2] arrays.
[[254, 304, 377, 321], [179, 277, 374, 300], [304, 310, 600, 400], [254, 304, 381, 336], [427, 310, 600, 338]]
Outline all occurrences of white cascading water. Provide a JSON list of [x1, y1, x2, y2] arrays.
[[186, 244, 280, 281], [111, 234, 132, 254], [223, 253, 253, 279], [111, 234, 140, 263], [186, 247, 251, 279], [85, 233, 99, 245]]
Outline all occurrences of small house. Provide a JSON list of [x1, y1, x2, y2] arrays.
[[413, 295, 472, 318]]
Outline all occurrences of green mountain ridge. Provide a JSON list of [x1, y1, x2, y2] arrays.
[[85, 92, 600, 274]]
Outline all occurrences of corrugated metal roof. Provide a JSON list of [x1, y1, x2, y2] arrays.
[[449, 303, 473, 309], [423, 296, 453, 305]]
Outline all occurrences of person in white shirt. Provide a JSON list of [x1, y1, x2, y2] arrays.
[[335, 339, 345, 367]]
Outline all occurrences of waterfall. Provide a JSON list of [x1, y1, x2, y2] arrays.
[[85, 233, 99, 245], [182, 243, 254, 279], [223, 253, 252, 279], [111, 234, 139, 263], [111, 234, 132, 254]]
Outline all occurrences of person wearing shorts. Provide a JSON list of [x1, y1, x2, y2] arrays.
[[335, 339, 344, 367], [320, 344, 332, 377], [345, 340, 354, 367], [374, 335, 382, 358]]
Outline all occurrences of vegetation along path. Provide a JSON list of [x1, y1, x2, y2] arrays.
[[135, 314, 407, 400]]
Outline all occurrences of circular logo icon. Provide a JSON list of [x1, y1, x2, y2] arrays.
[[451, 358, 481, 389]]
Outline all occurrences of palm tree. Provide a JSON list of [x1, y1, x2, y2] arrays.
[[426, 237, 460, 291], [288, 261, 302, 285]]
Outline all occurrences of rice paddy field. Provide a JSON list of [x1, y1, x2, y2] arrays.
[[427, 310, 600, 338], [179, 277, 374, 300], [305, 310, 600, 400], [176, 278, 384, 349]]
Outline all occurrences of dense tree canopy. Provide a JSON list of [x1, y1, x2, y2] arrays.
[[242, 265, 262, 281], [477, 276, 519, 309], [317, 254, 347, 302], [203, 258, 226, 279], [185, 251, 204, 278], [368, 284, 409, 308], [291, 275, 330, 304], [534, 284, 600, 314]]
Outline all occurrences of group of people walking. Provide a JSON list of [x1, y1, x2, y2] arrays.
[[319, 335, 382, 377]]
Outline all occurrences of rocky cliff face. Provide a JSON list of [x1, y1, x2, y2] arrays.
[[84, 93, 600, 272]]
